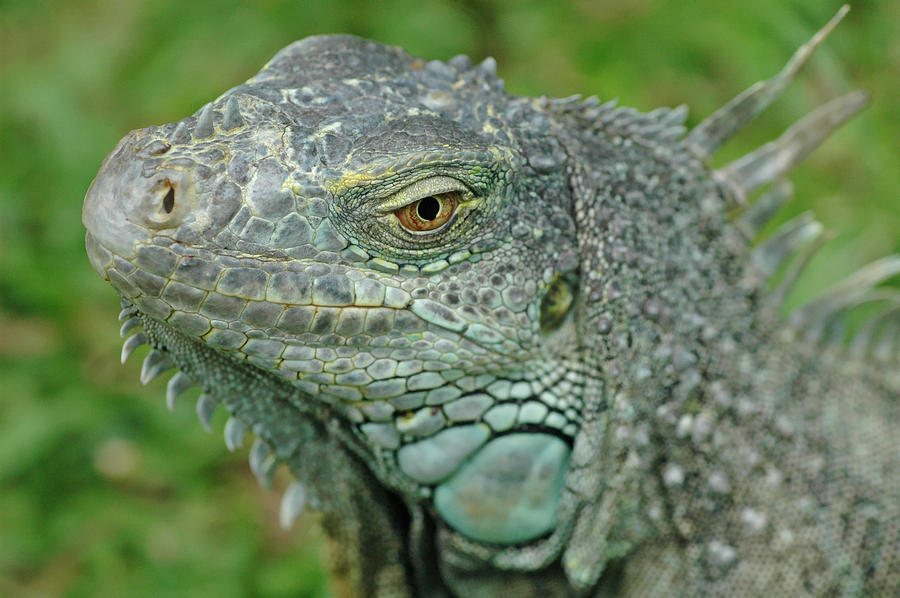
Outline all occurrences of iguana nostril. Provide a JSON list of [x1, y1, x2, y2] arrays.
[[163, 186, 175, 214], [142, 175, 188, 229]]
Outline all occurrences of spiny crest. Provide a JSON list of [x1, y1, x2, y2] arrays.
[[679, 5, 893, 365], [849, 297, 900, 362], [169, 95, 248, 145], [713, 90, 868, 207], [686, 3, 865, 207], [435, 53, 506, 93], [789, 257, 900, 361], [553, 7, 858, 152], [684, 4, 851, 162], [591, 102, 688, 143], [469, 55, 507, 93], [549, 94, 689, 142], [117, 300, 308, 528]]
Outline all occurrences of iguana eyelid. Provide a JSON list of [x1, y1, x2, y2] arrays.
[[375, 175, 473, 213]]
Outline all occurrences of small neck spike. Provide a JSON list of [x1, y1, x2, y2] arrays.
[[193, 103, 216, 139], [170, 121, 191, 145], [222, 95, 244, 130]]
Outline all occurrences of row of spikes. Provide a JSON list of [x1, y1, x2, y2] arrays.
[[673, 4, 899, 361], [543, 4, 898, 360], [170, 95, 245, 144], [549, 94, 689, 144], [555, 5, 863, 207], [118, 303, 307, 530], [788, 257, 900, 359], [735, 182, 900, 362], [550, 7, 865, 206]]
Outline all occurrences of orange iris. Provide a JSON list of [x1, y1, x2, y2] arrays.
[[394, 192, 459, 232]]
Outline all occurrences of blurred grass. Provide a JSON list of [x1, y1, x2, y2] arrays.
[[0, 1, 897, 596]]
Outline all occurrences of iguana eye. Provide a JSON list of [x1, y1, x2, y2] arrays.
[[394, 191, 460, 232]]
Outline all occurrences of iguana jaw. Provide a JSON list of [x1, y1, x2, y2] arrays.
[[113, 300, 388, 529]]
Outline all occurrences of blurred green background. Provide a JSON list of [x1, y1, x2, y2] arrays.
[[1, 0, 897, 596]]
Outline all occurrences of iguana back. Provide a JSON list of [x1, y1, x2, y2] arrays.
[[82, 7, 899, 596]]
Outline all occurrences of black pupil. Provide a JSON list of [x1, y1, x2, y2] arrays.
[[416, 196, 441, 221], [162, 187, 175, 213]]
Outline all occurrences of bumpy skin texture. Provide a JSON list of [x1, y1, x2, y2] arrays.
[[84, 31, 899, 597]]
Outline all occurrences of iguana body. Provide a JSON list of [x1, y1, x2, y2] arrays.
[[83, 9, 899, 597]]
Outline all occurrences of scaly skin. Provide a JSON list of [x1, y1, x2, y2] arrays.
[[83, 21, 899, 598]]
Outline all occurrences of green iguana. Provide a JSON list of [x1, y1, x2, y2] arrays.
[[82, 6, 899, 596]]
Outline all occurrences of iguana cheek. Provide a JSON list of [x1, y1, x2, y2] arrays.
[[433, 433, 571, 544]]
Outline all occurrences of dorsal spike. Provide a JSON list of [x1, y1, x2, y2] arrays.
[[579, 98, 617, 124], [224, 416, 246, 451], [735, 180, 793, 240], [873, 318, 900, 363], [279, 481, 307, 530], [849, 300, 900, 360], [825, 314, 847, 347], [170, 121, 191, 145], [714, 90, 869, 205], [750, 212, 823, 277], [767, 228, 830, 309], [551, 94, 583, 111], [447, 54, 472, 73], [589, 104, 688, 142], [477, 56, 497, 78], [643, 106, 689, 140], [196, 393, 218, 433], [659, 104, 689, 128], [194, 103, 215, 138], [685, 5, 850, 160], [800, 291, 892, 345], [790, 256, 900, 329], [222, 96, 244, 130], [140, 349, 173, 384], [121, 332, 148, 363], [165, 371, 193, 411]]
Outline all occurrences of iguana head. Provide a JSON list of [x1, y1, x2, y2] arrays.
[[84, 14, 877, 579], [84, 35, 586, 545]]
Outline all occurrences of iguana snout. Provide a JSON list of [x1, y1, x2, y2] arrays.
[[84, 130, 195, 264]]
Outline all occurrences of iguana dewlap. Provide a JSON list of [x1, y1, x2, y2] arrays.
[[83, 7, 899, 597]]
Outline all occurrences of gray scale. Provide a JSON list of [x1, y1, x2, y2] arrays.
[[395, 407, 446, 436], [397, 424, 490, 485], [483, 403, 518, 432], [443, 393, 494, 422], [519, 401, 549, 424]]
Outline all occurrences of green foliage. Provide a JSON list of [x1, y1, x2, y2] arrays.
[[1, 1, 896, 595]]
